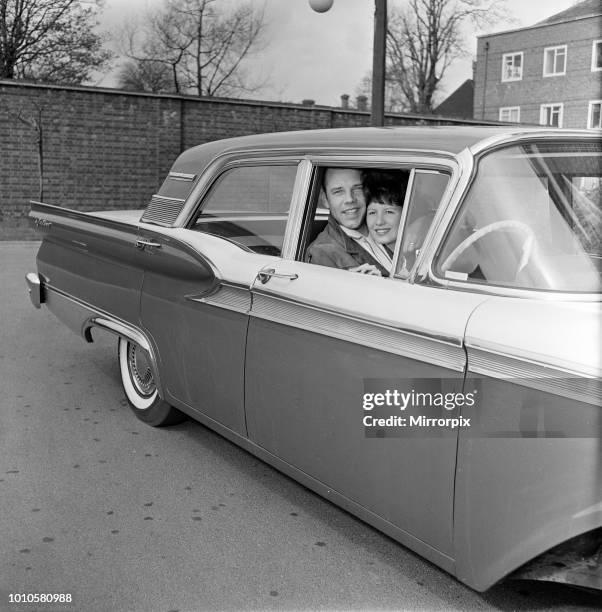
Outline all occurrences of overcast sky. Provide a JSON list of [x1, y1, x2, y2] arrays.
[[98, 0, 582, 106]]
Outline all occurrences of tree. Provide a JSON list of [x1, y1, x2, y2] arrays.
[[118, 0, 267, 97], [364, 0, 507, 114], [118, 59, 173, 94], [0, 0, 111, 84]]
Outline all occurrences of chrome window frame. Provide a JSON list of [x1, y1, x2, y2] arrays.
[[417, 130, 602, 302], [178, 152, 305, 257], [294, 152, 460, 280]]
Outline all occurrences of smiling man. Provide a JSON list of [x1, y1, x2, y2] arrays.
[[306, 168, 389, 275]]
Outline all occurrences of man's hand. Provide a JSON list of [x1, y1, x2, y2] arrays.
[[348, 263, 382, 276]]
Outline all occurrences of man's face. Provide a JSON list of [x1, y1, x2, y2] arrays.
[[323, 168, 366, 230]]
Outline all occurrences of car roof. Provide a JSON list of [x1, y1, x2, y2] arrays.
[[171, 125, 561, 175]]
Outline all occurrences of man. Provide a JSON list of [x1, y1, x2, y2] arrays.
[[305, 168, 389, 275]]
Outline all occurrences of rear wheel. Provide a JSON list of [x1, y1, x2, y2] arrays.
[[118, 337, 185, 426]]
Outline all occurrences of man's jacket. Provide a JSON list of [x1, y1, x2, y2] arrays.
[[305, 217, 389, 276]]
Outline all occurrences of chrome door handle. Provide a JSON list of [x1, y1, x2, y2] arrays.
[[136, 239, 162, 249], [257, 268, 299, 284]]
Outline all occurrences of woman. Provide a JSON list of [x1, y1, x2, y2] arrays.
[[350, 170, 407, 275]]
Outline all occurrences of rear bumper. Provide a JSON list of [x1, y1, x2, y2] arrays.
[[25, 272, 45, 309]]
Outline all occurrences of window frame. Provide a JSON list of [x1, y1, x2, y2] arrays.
[[540, 103, 564, 128], [499, 106, 521, 123], [587, 100, 602, 129], [501, 52, 524, 82], [592, 40, 602, 72], [543, 45, 567, 77], [185, 156, 303, 257], [296, 154, 459, 281]]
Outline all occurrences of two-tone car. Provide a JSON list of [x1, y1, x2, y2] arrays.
[[26, 126, 601, 591]]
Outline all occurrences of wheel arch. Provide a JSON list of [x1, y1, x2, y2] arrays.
[[84, 316, 165, 400]]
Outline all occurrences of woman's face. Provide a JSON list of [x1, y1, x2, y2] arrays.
[[366, 199, 403, 246]]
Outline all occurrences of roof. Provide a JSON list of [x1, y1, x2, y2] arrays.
[[434, 80, 474, 119], [536, 0, 601, 25], [173, 126, 526, 174]]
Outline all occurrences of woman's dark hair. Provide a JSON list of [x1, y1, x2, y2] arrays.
[[362, 170, 409, 207]]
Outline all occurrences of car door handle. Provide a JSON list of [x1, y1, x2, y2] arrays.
[[257, 268, 299, 284], [136, 239, 162, 250]]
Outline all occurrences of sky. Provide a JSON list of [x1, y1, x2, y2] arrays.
[[97, 0, 583, 107]]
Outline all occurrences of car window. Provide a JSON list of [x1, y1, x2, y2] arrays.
[[191, 164, 298, 256], [301, 166, 411, 277], [434, 142, 602, 292], [395, 171, 450, 278]]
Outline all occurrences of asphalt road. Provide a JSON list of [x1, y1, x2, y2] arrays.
[[1, 242, 599, 612]]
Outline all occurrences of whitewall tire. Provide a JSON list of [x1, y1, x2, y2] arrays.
[[117, 337, 185, 426]]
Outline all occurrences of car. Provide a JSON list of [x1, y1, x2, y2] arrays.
[[26, 126, 601, 592]]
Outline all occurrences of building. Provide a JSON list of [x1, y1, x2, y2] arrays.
[[434, 79, 474, 119], [473, 0, 602, 128]]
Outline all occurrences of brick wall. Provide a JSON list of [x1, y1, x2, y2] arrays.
[[473, 15, 602, 126], [1, 80, 500, 239]]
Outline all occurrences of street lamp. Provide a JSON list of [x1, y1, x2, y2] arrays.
[[309, 0, 387, 127]]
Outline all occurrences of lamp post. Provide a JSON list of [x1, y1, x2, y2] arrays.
[[309, 0, 387, 127]]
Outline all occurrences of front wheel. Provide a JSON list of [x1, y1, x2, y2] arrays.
[[118, 337, 185, 426]]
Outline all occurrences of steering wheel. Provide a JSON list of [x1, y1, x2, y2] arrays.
[[441, 220, 535, 280]]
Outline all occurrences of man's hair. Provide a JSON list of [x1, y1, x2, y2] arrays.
[[321, 167, 360, 195], [363, 170, 409, 207]]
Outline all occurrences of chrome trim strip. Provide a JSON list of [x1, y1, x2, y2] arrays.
[[43, 285, 165, 398], [390, 169, 416, 278], [251, 291, 465, 372], [469, 129, 602, 157], [91, 317, 151, 353], [168, 172, 196, 181], [281, 159, 312, 260], [188, 283, 251, 314], [468, 346, 602, 406], [149, 194, 185, 202]]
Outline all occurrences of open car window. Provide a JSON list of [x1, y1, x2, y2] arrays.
[[191, 164, 298, 256], [434, 141, 602, 293]]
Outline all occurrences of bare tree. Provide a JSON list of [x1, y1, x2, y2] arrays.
[[380, 0, 507, 114], [2, 101, 45, 200], [118, 59, 173, 94], [0, 0, 111, 84], [117, 0, 267, 97]]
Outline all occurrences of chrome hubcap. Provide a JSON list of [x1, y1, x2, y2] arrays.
[[127, 343, 156, 397]]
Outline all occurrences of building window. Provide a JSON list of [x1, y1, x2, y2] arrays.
[[501, 52, 523, 81], [499, 107, 520, 122], [540, 103, 564, 127], [543, 45, 567, 76], [592, 40, 602, 71], [588, 101, 602, 129]]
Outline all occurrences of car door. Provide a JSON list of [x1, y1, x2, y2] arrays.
[[244, 160, 487, 560], [139, 160, 300, 435]]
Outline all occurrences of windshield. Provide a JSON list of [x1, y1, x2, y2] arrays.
[[436, 140, 601, 293]]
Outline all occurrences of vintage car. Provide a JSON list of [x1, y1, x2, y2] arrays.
[[26, 126, 601, 592]]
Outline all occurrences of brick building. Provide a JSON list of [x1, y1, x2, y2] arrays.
[[473, 0, 602, 128]]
